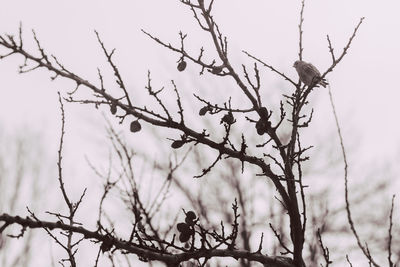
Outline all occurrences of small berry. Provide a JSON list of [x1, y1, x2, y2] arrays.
[[177, 60, 187, 72], [171, 140, 185, 149], [260, 107, 269, 118], [177, 222, 190, 233], [130, 120, 142, 132], [211, 65, 223, 74], [110, 104, 117, 115], [186, 211, 196, 221], [256, 119, 268, 135], [179, 232, 191, 242], [220, 112, 235, 125], [199, 106, 209, 116]]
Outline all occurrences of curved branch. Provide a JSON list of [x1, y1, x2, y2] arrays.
[[0, 213, 295, 267], [328, 85, 380, 267]]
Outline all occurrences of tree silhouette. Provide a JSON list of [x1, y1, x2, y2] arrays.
[[0, 1, 397, 267]]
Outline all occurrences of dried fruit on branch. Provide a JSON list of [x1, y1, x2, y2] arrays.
[[110, 104, 117, 115], [130, 120, 142, 132], [177, 60, 187, 72], [171, 140, 185, 149]]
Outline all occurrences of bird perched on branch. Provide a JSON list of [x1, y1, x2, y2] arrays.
[[293, 60, 328, 88]]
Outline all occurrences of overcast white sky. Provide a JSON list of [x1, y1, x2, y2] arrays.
[[0, 0, 399, 266], [1, 1, 399, 160]]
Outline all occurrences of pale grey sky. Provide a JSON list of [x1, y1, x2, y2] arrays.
[[1, 1, 399, 160]]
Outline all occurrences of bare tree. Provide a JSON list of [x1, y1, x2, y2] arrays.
[[0, 1, 397, 267], [0, 126, 51, 267]]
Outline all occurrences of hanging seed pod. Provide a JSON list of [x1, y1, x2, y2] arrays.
[[220, 112, 234, 125], [260, 107, 269, 118], [211, 65, 223, 74], [130, 120, 141, 132], [171, 140, 185, 149], [199, 106, 209, 116], [177, 222, 190, 233], [185, 211, 197, 225], [255, 119, 269, 135], [186, 211, 196, 221], [110, 103, 117, 115], [179, 232, 191, 242], [100, 239, 113, 252], [177, 60, 187, 72]]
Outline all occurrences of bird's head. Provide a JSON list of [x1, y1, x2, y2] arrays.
[[293, 60, 302, 68]]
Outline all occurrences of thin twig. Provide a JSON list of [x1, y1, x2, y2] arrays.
[[387, 195, 395, 267], [328, 85, 380, 267], [242, 51, 297, 87], [298, 0, 306, 60]]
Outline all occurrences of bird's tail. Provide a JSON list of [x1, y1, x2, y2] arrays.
[[319, 78, 328, 88]]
